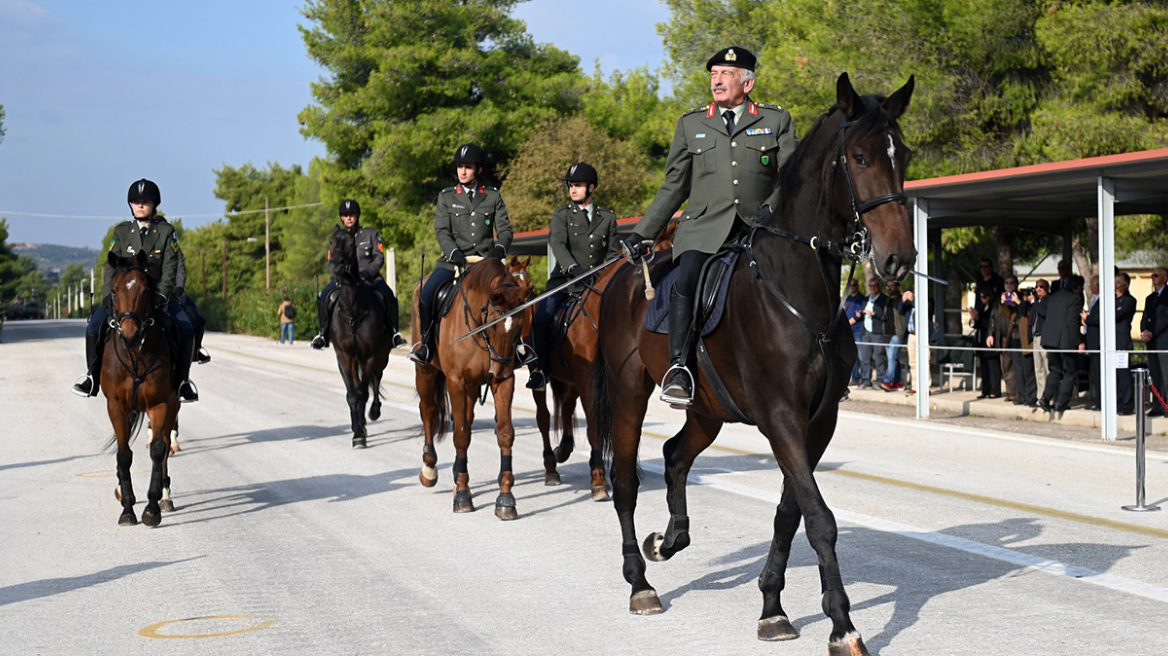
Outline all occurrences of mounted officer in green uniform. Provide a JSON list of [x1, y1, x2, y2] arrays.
[[72, 178, 200, 402], [409, 143, 513, 365], [525, 162, 619, 390], [311, 199, 404, 350], [620, 46, 798, 407]]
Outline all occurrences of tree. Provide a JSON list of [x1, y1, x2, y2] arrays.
[[0, 103, 6, 145], [276, 160, 334, 285], [298, 0, 585, 249], [211, 162, 307, 291], [501, 116, 652, 233], [0, 218, 44, 306]]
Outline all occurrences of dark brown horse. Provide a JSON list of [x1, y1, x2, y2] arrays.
[[327, 227, 393, 448], [533, 222, 677, 498], [592, 73, 915, 654], [102, 250, 180, 527], [411, 258, 533, 519]]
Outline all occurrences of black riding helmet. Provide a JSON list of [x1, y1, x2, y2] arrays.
[[127, 178, 161, 207], [452, 143, 486, 166], [563, 162, 598, 189], [339, 199, 360, 216]]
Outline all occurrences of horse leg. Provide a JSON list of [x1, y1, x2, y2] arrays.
[[368, 351, 387, 422], [609, 378, 659, 614], [339, 354, 367, 449], [534, 383, 559, 486], [759, 412, 868, 654], [552, 381, 576, 464], [158, 404, 180, 514], [642, 412, 723, 562], [492, 375, 518, 521], [575, 385, 608, 500], [107, 396, 138, 525], [416, 369, 441, 487], [756, 484, 803, 641], [448, 384, 475, 513], [141, 403, 172, 527]]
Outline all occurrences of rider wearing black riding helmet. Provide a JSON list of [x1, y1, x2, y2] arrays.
[[72, 178, 200, 402], [311, 199, 405, 350], [408, 143, 513, 365], [524, 162, 619, 390]]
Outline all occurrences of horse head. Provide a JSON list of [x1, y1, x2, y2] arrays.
[[464, 259, 533, 380], [831, 72, 916, 281], [107, 249, 155, 348], [327, 226, 359, 284], [507, 255, 533, 290]]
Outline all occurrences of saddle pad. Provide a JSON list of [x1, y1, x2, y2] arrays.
[[644, 251, 739, 337]]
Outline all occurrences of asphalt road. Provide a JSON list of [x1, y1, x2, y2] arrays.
[[3, 319, 1168, 655]]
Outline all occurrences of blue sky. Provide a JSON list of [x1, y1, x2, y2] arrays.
[[0, 0, 671, 249]]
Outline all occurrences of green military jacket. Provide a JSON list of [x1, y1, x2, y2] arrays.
[[633, 98, 797, 257], [434, 183, 512, 271], [546, 202, 619, 292], [352, 225, 385, 282], [103, 217, 179, 299]]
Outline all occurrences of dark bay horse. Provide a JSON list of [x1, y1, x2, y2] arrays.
[[327, 227, 393, 448], [592, 73, 915, 654], [411, 258, 533, 519], [102, 250, 180, 527], [533, 222, 677, 498]]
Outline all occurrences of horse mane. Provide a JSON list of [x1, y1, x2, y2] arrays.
[[460, 257, 511, 290], [775, 93, 898, 213]]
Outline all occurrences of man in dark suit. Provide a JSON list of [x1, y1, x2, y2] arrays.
[[1140, 267, 1168, 416], [1115, 271, 1137, 414], [1040, 274, 1085, 414], [1083, 274, 1102, 411]]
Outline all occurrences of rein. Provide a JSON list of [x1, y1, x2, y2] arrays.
[[107, 271, 165, 413], [458, 277, 521, 366]]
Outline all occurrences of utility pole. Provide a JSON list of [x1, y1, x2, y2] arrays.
[[265, 196, 271, 290], [222, 240, 227, 297]]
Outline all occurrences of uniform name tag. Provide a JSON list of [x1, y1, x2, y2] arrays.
[[452, 204, 465, 209], [695, 133, 706, 138], [746, 127, 773, 136]]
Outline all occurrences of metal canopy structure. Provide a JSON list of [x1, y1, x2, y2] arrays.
[[907, 147, 1168, 441]]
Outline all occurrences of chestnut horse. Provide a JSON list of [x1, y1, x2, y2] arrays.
[[102, 250, 180, 527], [411, 258, 533, 519], [327, 227, 394, 448], [532, 222, 677, 498], [591, 73, 915, 654]]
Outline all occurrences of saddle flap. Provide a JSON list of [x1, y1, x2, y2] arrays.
[[643, 249, 741, 337]]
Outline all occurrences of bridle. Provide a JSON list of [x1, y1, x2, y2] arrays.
[[459, 279, 523, 367], [106, 267, 165, 410]]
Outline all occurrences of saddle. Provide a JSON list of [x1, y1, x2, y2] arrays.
[[644, 244, 743, 336], [326, 283, 393, 328]]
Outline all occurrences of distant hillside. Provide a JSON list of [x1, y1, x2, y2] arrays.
[[11, 242, 99, 274]]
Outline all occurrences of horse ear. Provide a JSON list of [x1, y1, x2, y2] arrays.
[[522, 256, 531, 267], [508, 256, 518, 267], [883, 75, 915, 120], [135, 250, 148, 267], [836, 72, 862, 119], [107, 250, 119, 268]]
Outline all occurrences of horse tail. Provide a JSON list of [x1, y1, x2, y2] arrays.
[[590, 341, 613, 464], [432, 369, 450, 442], [103, 410, 145, 452]]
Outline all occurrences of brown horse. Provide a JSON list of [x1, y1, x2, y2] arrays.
[[533, 222, 677, 498], [411, 258, 533, 519], [102, 250, 180, 527], [592, 73, 915, 654], [327, 227, 394, 448]]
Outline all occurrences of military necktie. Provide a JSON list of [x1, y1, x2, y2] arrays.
[[723, 109, 735, 136]]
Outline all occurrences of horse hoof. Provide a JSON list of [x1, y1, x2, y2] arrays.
[[757, 615, 799, 641], [828, 632, 870, 656], [553, 445, 571, 464], [544, 471, 562, 486], [118, 511, 137, 526], [352, 437, 367, 449], [453, 491, 475, 513], [642, 532, 668, 562], [142, 508, 162, 527], [494, 505, 518, 521], [419, 467, 438, 488], [629, 589, 663, 615], [369, 406, 381, 421], [159, 499, 176, 513], [590, 485, 610, 501]]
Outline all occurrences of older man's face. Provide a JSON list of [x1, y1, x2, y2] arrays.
[[710, 65, 752, 108]]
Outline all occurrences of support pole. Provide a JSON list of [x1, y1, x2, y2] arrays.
[[1123, 367, 1160, 512]]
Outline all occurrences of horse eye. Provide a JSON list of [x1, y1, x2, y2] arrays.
[[853, 152, 869, 166]]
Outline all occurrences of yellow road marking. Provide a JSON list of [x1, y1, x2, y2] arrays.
[[138, 615, 277, 639]]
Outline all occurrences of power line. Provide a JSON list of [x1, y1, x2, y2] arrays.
[[0, 202, 325, 221]]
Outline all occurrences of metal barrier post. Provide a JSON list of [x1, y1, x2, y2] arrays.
[[1123, 367, 1160, 512]]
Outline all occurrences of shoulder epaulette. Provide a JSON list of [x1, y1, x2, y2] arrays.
[[755, 102, 786, 111], [684, 104, 710, 117], [441, 185, 458, 193]]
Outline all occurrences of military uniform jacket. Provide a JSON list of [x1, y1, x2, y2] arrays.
[[434, 184, 512, 271], [633, 98, 797, 257], [546, 203, 619, 292], [103, 217, 179, 299], [353, 225, 386, 282]]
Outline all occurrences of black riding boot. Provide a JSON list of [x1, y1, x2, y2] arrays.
[[660, 288, 696, 407], [72, 330, 103, 397], [409, 302, 435, 364], [177, 337, 199, 403], [311, 291, 330, 349]]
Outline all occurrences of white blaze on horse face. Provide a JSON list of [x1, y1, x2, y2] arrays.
[[125, 278, 137, 290], [886, 135, 897, 171], [504, 316, 514, 334]]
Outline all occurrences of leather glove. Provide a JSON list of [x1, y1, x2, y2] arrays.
[[173, 286, 185, 299], [449, 250, 468, 268], [490, 244, 506, 260], [620, 232, 650, 260], [752, 203, 773, 224], [565, 264, 580, 278]]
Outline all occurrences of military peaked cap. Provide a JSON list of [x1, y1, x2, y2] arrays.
[[706, 46, 756, 71]]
